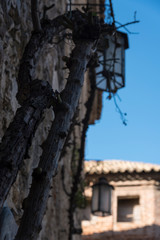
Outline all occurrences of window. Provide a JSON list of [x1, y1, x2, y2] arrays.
[[117, 196, 140, 222]]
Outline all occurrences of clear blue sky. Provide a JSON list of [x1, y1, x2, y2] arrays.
[[85, 0, 160, 164]]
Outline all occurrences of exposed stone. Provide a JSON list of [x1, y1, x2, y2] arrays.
[[0, 1, 101, 239]]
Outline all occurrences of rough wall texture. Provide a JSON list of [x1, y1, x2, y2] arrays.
[[82, 178, 160, 240], [0, 1, 101, 240]]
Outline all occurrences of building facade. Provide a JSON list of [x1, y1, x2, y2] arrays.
[[82, 160, 160, 240]]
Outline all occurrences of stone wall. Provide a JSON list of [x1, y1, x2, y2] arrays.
[[0, 1, 101, 240], [82, 179, 160, 240]]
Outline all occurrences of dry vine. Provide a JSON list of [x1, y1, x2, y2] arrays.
[[0, 0, 139, 239], [68, 67, 97, 240], [0, 4, 102, 239]]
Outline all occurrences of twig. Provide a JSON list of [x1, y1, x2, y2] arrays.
[[31, 0, 42, 32], [116, 20, 140, 31], [113, 95, 127, 126], [109, 0, 115, 26], [115, 20, 139, 34], [43, 3, 55, 19]]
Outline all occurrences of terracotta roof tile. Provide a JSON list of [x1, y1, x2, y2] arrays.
[[84, 160, 160, 174]]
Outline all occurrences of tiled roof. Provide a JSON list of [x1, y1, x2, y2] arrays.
[[84, 160, 160, 175]]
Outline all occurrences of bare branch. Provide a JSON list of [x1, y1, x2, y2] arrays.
[[0, 80, 56, 210], [15, 40, 95, 240], [0, 8, 101, 220], [17, 16, 65, 105], [43, 3, 55, 19], [115, 20, 139, 34], [116, 20, 140, 31], [113, 94, 127, 126], [0, 15, 65, 210], [31, 0, 42, 32], [109, 0, 115, 26]]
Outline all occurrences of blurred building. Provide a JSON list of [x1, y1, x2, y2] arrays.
[[82, 160, 160, 240]]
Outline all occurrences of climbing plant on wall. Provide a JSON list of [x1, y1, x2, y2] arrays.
[[0, 0, 139, 239]]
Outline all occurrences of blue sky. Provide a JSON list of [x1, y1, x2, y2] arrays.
[[85, 0, 160, 164]]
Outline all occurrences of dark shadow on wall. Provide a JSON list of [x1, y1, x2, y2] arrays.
[[82, 224, 160, 240]]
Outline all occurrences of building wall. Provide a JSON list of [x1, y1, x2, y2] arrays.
[[82, 179, 160, 240], [0, 1, 101, 240]]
